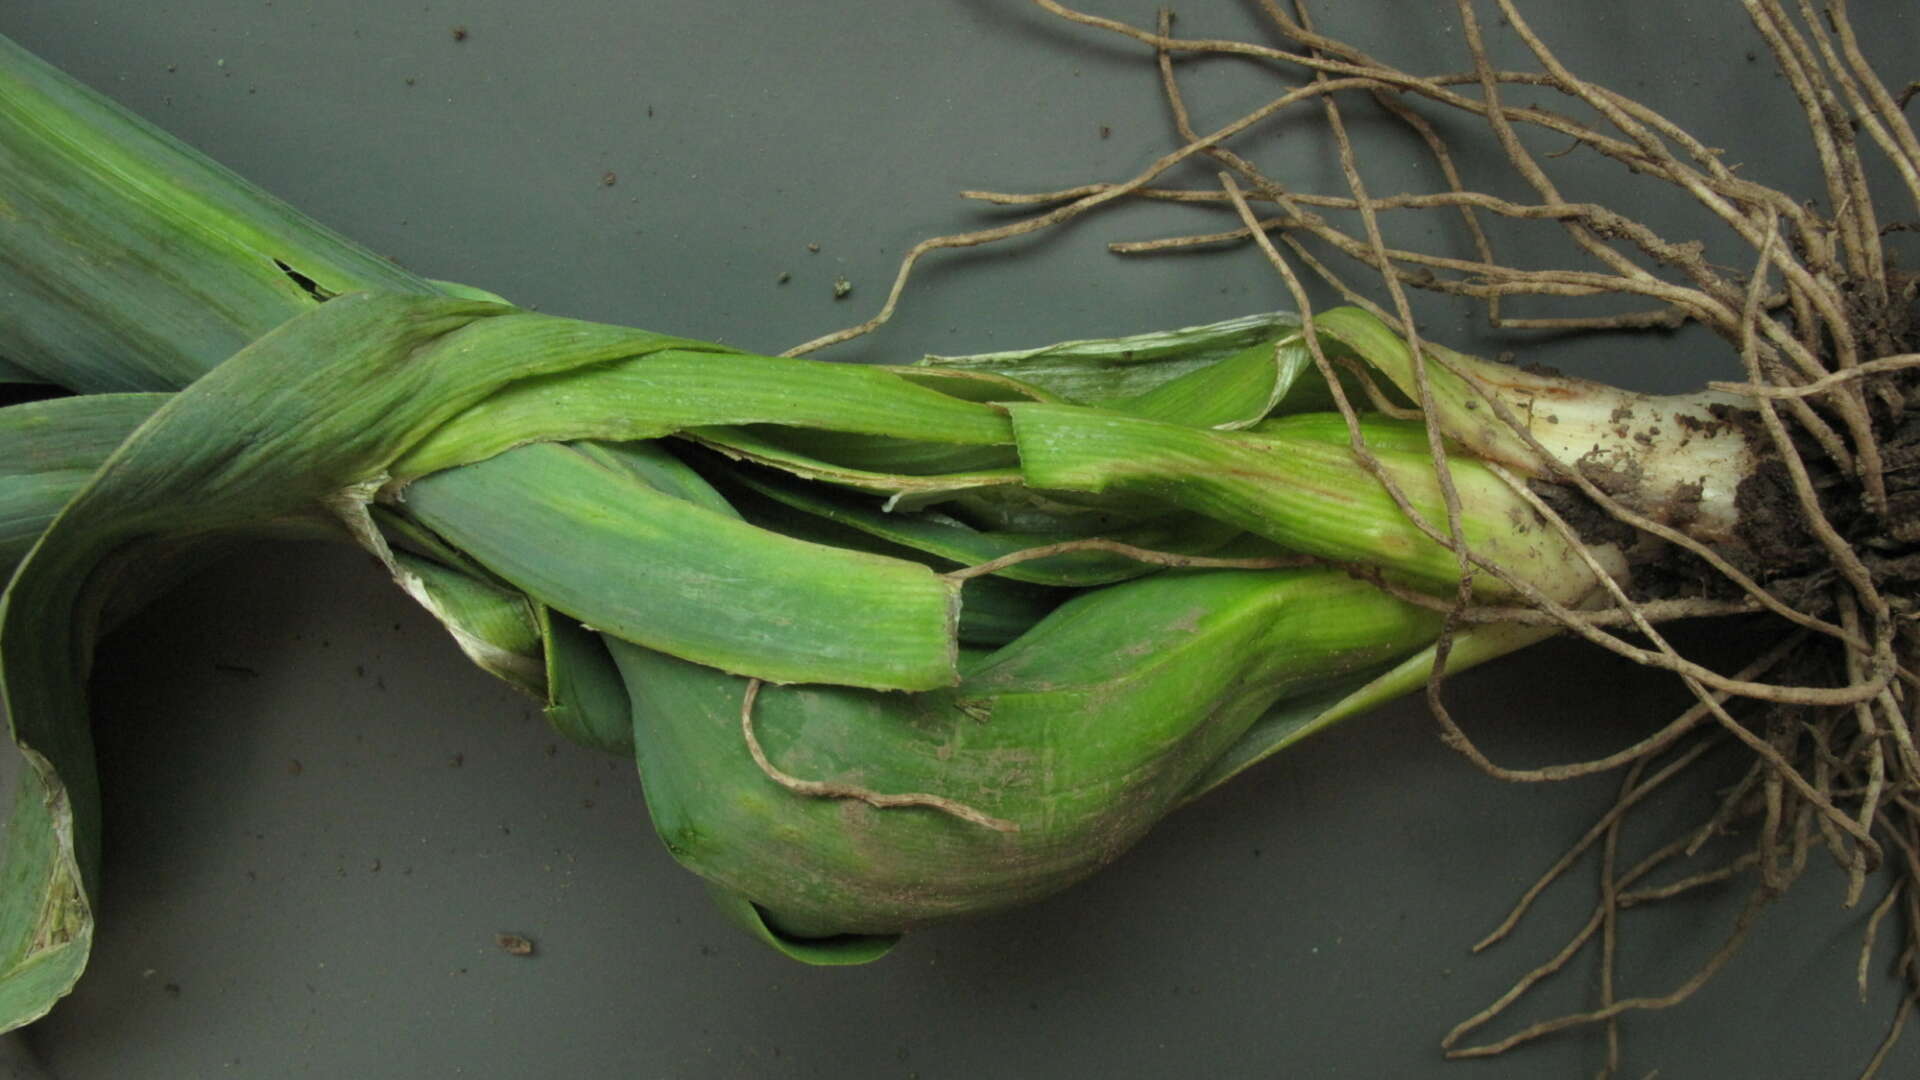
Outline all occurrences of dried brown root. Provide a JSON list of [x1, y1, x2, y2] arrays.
[[738, 679, 1018, 833], [941, 539, 1315, 583]]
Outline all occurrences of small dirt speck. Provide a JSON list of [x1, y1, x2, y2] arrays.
[[495, 933, 534, 957], [451, 26, 469, 42], [833, 276, 852, 299]]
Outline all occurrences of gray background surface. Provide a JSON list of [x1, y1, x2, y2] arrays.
[[2, 1, 1916, 1076]]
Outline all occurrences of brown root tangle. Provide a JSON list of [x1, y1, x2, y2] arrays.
[[791, 1, 1920, 1075]]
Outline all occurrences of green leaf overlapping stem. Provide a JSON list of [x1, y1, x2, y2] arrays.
[[0, 292, 1025, 1023], [0, 287, 1578, 1019], [1009, 402, 1601, 603], [917, 311, 1302, 404], [387, 347, 1016, 482], [0, 24, 1593, 1029], [619, 565, 1445, 938], [0, 286, 1564, 1017], [717, 462, 1248, 587], [401, 441, 962, 691]]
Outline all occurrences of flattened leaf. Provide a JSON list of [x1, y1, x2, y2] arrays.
[[402, 442, 961, 692], [719, 462, 1243, 587], [919, 312, 1300, 403], [0, 34, 441, 393], [392, 347, 1013, 480]]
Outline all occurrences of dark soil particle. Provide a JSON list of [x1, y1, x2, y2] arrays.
[[1721, 373, 1920, 615], [1529, 478, 1638, 552]]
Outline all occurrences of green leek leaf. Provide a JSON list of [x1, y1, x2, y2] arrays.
[[918, 312, 1299, 403], [402, 441, 961, 691]]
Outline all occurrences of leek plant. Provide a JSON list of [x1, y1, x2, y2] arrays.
[[0, 1, 1915, 1073], [0, 25, 1596, 1014]]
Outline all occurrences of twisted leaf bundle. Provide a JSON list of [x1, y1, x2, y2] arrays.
[[0, 28, 1597, 1020]]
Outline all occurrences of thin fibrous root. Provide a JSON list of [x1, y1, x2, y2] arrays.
[[942, 538, 1316, 582], [1863, 879, 1905, 1001], [1864, 995, 1916, 1080], [739, 679, 1018, 833], [1473, 731, 1725, 953], [1710, 353, 1920, 399], [1447, 888, 1770, 1059]]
